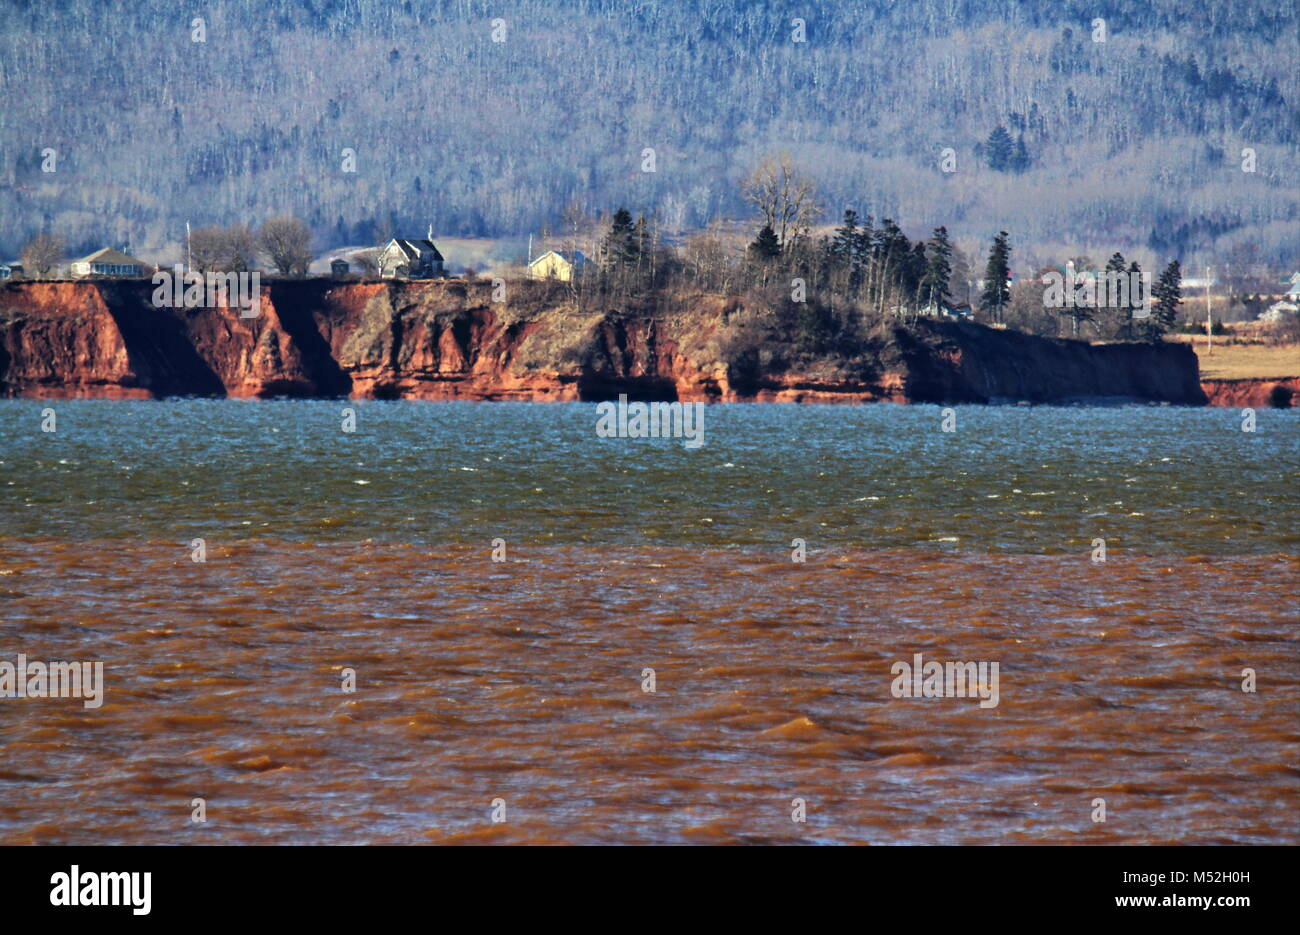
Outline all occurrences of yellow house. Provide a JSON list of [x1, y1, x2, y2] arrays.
[[527, 250, 588, 282]]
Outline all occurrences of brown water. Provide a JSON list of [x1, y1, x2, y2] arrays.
[[2, 539, 1296, 845], [2, 401, 1297, 843]]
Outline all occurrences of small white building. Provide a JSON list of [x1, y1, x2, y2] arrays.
[[1261, 301, 1298, 323]]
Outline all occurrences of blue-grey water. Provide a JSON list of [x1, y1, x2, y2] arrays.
[[1, 400, 1297, 845], [1, 400, 1297, 554]]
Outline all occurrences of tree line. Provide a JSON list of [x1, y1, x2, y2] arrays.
[[17, 218, 317, 277], [541, 154, 1190, 345], [7, 149, 1201, 348]]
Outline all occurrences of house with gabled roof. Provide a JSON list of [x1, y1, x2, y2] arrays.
[[528, 249, 589, 282], [70, 247, 145, 278], [376, 226, 444, 279]]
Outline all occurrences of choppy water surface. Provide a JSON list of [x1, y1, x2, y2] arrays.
[[1, 401, 1297, 844], [2, 400, 1298, 552]]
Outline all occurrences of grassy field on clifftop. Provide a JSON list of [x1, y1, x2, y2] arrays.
[[1191, 343, 1300, 380]]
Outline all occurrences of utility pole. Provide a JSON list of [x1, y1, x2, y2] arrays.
[[1204, 265, 1212, 354], [186, 222, 192, 274]]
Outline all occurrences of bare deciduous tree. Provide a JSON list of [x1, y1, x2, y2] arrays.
[[354, 251, 379, 278], [188, 226, 228, 272], [20, 233, 64, 279], [741, 153, 822, 249], [683, 222, 733, 292], [190, 225, 259, 272], [260, 217, 313, 276], [558, 197, 595, 294], [224, 225, 259, 272]]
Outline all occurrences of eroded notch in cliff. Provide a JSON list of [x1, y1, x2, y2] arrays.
[[101, 283, 227, 397], [267, 282, 352, 397]]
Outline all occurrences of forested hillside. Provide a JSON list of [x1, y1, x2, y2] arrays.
[[1, 0, 1296, 268]]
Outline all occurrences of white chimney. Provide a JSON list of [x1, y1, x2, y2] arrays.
[[427, 224, 433, 242]]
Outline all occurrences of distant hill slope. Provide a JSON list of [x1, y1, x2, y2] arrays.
[[1, 0, 1296, 266]]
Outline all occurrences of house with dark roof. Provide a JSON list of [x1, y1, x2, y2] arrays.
[[70, 247, 145, 278], [376, 228, 444, 279]]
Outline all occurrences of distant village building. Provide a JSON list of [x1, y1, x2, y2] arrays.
[[974, 274, 1016, 290], [377, 228, 444, 279], [330, 258, 350, 277], [1284, 272, 1300, 300], [1042, 259, 1098, 283], [0, 263, 20, 281], [70, 247, 144, 278], [1261, 301, 1297, 323], [528, 249, 589, 282]]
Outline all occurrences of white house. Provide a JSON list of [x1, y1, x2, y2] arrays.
[[70, 247, 145, 278], [1261, 300, 1298, 323], [376, 227, 444, 279]]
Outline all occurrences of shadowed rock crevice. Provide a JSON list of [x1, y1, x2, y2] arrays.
[[100, 285, 227, 397]]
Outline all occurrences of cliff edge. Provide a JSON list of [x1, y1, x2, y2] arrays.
[[0, 280, 1210, 405]]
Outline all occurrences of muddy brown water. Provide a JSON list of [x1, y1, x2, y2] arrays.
[[1, 401, 1296, 843]]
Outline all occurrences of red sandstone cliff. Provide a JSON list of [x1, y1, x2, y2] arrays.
[[0, 280, 1214, 405], [1200, 377, 1299, 409]]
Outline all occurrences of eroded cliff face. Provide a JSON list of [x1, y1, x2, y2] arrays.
[[0, 280, 1209, 405], [1200, 377, 1299, 409]]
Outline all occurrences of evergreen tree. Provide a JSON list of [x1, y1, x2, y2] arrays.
[[1104, 253, 1127, 304], [831, 209, 858, 266], [829, 209, 862, 290], [852, 215, 874, 274], [1147, 260, 1182, 341], [1099, 252, 1128, 338], [921, 226, 954, 311], [980, 231, 1012, 323], [1120, 259, 1144, 340], [602, 207, 638, 266], [907, 241, 928, 298], [986, 125, 1014, 171], [749, 224, 781, 261], [877, 218, 909, 282]]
